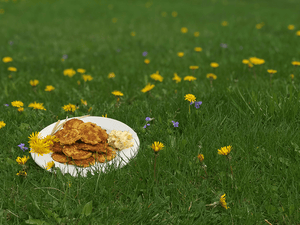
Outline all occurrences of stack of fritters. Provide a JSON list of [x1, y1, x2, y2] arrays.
[[51, 118, 116, 167]]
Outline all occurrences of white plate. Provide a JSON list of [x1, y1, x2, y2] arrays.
[[30, 116, 140, 177]]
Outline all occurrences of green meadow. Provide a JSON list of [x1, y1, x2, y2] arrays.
[[1, 0, 300, 224]]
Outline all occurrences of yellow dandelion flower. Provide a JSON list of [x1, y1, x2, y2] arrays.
[[248, 63, 253, 68], [288, 24, 295, 30], [77, 81, 81, 85], [18, 107, 24, 112], [112, 18, 117, 23], [144, 59, 150, 64], [290, 74, 294, 79], [184, 76, 197, 81], [88, 107, 92, 112], [16, 155, 30, 165], [210, 62, 219, 68], [108, 72, 115, 78], [256, 23, 264, 29], [28, 102, 46, 110], [82, 74, 93, 82], [249, 57, 265, 65], [242, 59, 249, 64], [218, 145, 232, 155], [81, 99, 87, 106], [181, 27, 188, 33], [45, 161, 55, 170], [62, 103, 76, 112], [267, 69, 277, 74], [28, 132, 53, 156], [194, 47, 202, 52], [292, 61, 300, 66], [45, 85, 55, 92], [197, 154, 204, 162], [0, 9, 4, 14], [177, 52, 184, 57], [130, 31, 136, 37], [11, 101, 24, 108], [77, 68, 86, 74], [0, 121, 6, 129], [206, 73, 217, 80], [111, 91, 124, 96], [172, 73, 182, 83], [102, 114, 107, 117], [194, 31, 200, 37], [2, 57, 13, 63], [219, 194, 229, 209], [30, 79, 39, 87], [63, 68, 76, 77], [141, 83, 155, 93], [189, 66, 199, 70], [151, 141, 164, 152], [221, 21, 228, 26], [16, 171, 27, 176], [184, 94, 196, 103], [172, 11, 178, 17], [8, 67, 17, 72], [296, 30, 300, 36], [150, 71, 163, 82]]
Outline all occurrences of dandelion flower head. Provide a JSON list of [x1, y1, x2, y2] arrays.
[[181, 27, 188, 33], [221, 21, 228, 26], [28, 102, 46, 110], [172, 73, 182, 83], [210, 62, 219, 68], [30, 79, 39, 87], [16, 155, 30, 165], [194, 31, 200, 37], [290, 74, 294, 79], [150, 71, 163, 82], [296, 30, 300, 36], [0, 121, 6, 129], [16, 171, 27, 176], [77, 68, 86, 74], [144, 59, 150, 64], [267, 69, 277, 74], [141, 83, 155, 93], [194, 47, 202, 52], [45, 85, 55, 92], [2, 57, 13, 63], [189, 66, 199, 70], [62, 103, 76, 112], [28, 132, 53, 156], [108, 72, 115, 78], [177, 52, 184, 57], [206, 73, 217, 80], [184, 94, 196, 103], [151, 141, 165, 152], [112, 90, 124, 96], [288, 24, 295, 30], [184, 76, 197, 81], [242, 59, 249, 64], [218, 145, 232, 155], [82, 74, 93, 82], [45, 161, 55, 170], [249, 57, 265, 65], [292, 61, 300, 66], [81, 99, 87, 106], [197, 154, 204, 162], [11, 101, 24, 108], [63, 68, 76, 77], [8, 67, 17, 72], [172, 11, 178, 17], [219, 194, 229, 209]]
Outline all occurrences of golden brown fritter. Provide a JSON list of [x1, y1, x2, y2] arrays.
[[51, 152, 69, 163], [63, 118, 84, 130], [78, 122, 102, 144], [62, 145, 92, 160], [58, 129, 81, 145]]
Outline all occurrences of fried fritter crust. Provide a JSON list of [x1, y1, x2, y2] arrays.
[[51, 152, 69, 163], [78, 122, 102, 144], [58, 129, 81, 145], [62, 145, 93, 160], [68, 156, 96, 167], [63, 118, 84, 130], [51, 141, 63, 153]]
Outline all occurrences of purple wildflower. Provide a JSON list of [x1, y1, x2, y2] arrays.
[[142, 51, 148, 57], [194, 101, 202, 109], [172, 121, 179, 127], [143, 124, 150, 128], [4, 104, 9, 107], [18, 143, 28, 152]]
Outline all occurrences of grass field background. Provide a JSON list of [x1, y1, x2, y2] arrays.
[[1, 0, 300, 224]]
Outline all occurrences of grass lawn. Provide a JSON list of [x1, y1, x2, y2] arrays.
[[1, 0, 300, 224]]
